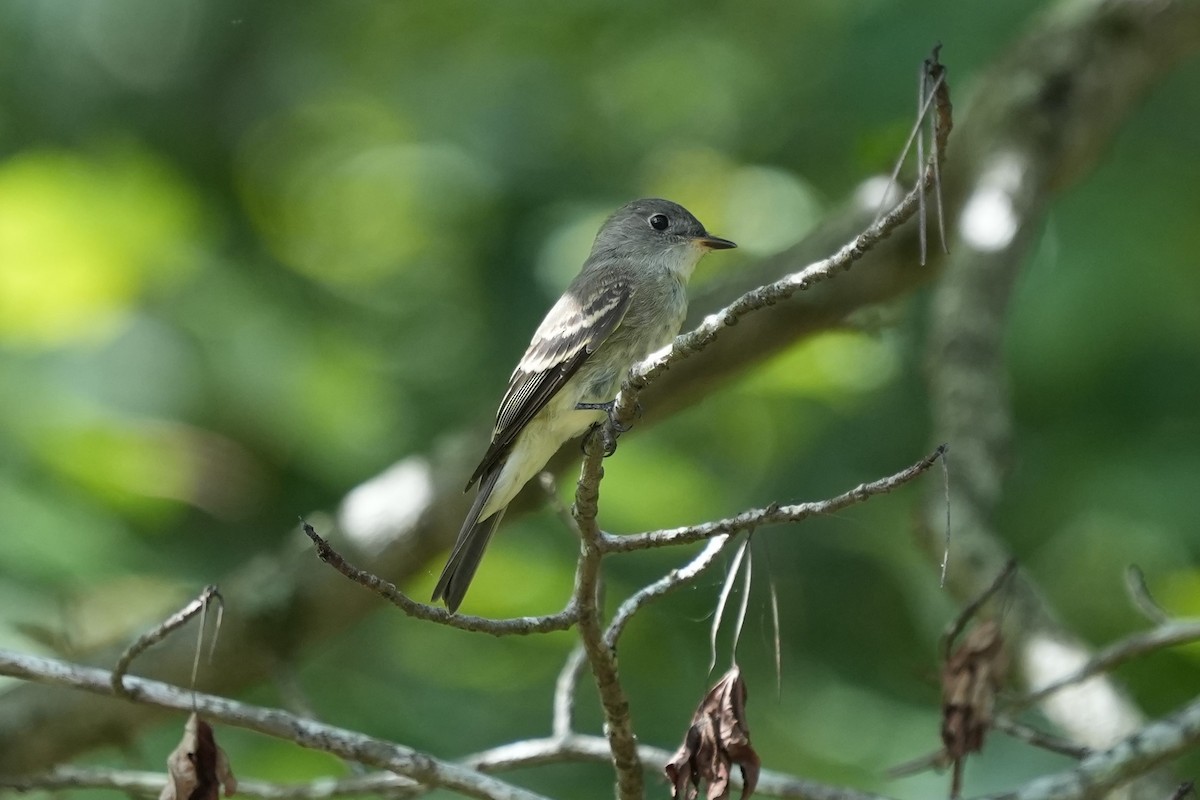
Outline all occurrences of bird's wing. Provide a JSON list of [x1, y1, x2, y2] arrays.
[[465, 278, 632, 490]]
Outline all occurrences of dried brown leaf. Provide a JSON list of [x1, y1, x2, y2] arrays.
[[665, 666, 761, 800], [941, 620, 1006, 761], [159, 713, 237, 800]]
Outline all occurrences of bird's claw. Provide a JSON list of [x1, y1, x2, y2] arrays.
[[580, 421, 620, 457], [600, 424, 619, 457], [577, 399, 632, 457]]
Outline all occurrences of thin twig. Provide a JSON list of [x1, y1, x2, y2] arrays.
[[1, 767, 167, 799], [993, 715, 1091, 760], [887, 748, 949, 779], [111, 585, 222, 698], [1126, 565, 1170, 625], [916, 68, 927, 266], [938, 444, 951, 587], [1170, 781, 1196, 800], [874, 57, 942, 226], [0, 766, 421, 800], [940, 559, 1017, 660], [601, 445, 948, 553], [551, 644, 587, 739], [1013, 619, 1200, 711], [302, 522, 578, 636], [926, 44, 950, 256], [603, 535, 732, 651]]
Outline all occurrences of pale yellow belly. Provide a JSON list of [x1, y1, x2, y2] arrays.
[[477, 390, 603, 521]]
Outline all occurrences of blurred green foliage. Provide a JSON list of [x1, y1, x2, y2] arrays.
[[1, 0, 1198, 797]]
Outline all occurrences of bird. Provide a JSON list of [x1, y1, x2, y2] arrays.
[[432, 198, 736, 612]]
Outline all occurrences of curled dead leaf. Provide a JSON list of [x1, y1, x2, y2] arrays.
[[941, 619, 1006, 762], [665, 666, 761, 800], [160, 713, 237, 800]]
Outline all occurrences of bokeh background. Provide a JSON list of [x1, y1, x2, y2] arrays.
[[1, 0, 1198, 797]]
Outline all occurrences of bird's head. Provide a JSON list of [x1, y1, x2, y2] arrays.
[[591, 198, 736, 280]]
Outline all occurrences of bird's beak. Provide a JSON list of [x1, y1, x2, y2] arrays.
[[696, 234, 737, 250]]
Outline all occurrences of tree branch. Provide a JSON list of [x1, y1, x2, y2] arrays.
[[569, 439, 643, 800], [978, 695, 1200, 800], [11, 698, 1200, 800], [0, 766, 422, 800], [3, 0, 1198, 777], [917, 3, 1200, 798], [603, 535, 732, 652], [551, 645, 587, 739], [111, 585, 222, 697], [0, 649, 549, 800], [558, 70, 952, 789], [992, 716, 1092, 761], [301, 522, 579, 636], [1013, 619, 1200, 711], [601, 445, 947, 553], [2, 650, 893, 800], [2, 735, 896, 800], [608, 61, 951, 432]]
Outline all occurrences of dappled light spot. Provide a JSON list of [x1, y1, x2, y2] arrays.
[[38, 418, 262, 521], [591, 34, 768, 149], [0, 147, 204, 346], [743, 330, 900, 398], [787, 668, 914, 768], [602, 445, 731, 531], [725, 165, 823, 255], [960, 153, 1026, 252], [0, 480, 133, 582], [236, 98, 498, 288], [638, 147, 738, 251], [78, 0, 204, 92], [1023, 633, 1129, 748], [339, 456, 435, 556], [1162, 572, 1200, 628], [534, 204, 612, 293], [853, 175, 904, 213]]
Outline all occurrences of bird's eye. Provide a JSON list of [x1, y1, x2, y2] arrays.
[[648, 213, 669, 231]]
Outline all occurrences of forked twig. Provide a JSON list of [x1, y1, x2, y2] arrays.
[[111, 585, 223, 698]]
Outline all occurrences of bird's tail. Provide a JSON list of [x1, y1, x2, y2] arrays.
[[432, 469, 505, 613]]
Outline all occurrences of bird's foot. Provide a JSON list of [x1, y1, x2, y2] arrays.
[[581, 422, 619, 457], [577, 399, 638, 457], [576, 399, 635, 433]]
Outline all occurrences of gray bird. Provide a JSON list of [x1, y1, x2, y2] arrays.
[[432, 198, 736, 612]]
